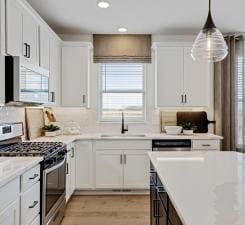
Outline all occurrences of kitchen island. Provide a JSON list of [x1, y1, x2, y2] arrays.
[[148, 151, 245, 225]]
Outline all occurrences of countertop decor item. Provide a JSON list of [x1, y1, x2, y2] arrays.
[[165, 126, 182, 135], [42, 124, 60, 137], [191, 0, 228, 62], [181, 122, 194, 135]]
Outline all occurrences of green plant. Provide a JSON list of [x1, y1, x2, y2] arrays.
[[42, 124, 60, 132], [181, 122, 193, 130]]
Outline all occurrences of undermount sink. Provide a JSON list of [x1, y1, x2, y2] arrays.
[[100, 134, 146, 138]]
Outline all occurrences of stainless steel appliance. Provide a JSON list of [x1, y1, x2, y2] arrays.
[[0, 122, 67, 225], [152, 139, 191, 151], [5, 56, 51, 105]]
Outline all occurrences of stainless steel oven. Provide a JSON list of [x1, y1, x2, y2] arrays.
[[43, 155, 66, 225]]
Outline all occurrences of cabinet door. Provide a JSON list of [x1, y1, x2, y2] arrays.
[[22, 12, 39, 65], [95, 150, 123, 189], [183, 47, 211, 107], [39, 27, 50, 70], [0, 199, 19, 225], [70, 146, 76, 194], [61, 45, 90, 107], [66, 151, 71, 202], [156, 47, 184, 107], [49, 38, 61, 105], [6, 0, 22, 56], [123, 150, 150, 189], [75, 141, 93, 189]]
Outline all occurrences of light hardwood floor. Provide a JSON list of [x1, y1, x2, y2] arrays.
[[61, 195, 150, 225]]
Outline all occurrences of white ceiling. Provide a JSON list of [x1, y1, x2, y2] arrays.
[[26, 0, 245, 35]]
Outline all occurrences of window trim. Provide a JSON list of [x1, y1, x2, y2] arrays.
[[98, 63, 147, 123]]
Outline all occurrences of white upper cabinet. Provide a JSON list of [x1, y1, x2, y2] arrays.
[[183, 47, 211, 106], [61, 43, 91, 107], [5, 0, 22, 56], [156, 47, 184, 107], [49, 38, 61, 105], [6, 0, 39, 65], [155, 44, 211, 107], [22, 11, 39, 65], [39, 26, 50, 70]]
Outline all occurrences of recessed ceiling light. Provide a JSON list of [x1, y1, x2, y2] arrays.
[[97, 0, 110, 9], [118, 27, 127, 33]]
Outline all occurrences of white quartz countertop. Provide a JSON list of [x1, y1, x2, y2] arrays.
[[148, 151, 245, 225], [0, 157, 43, 188], [29, 133, 223, 145]]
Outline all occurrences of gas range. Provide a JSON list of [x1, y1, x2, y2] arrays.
[[0, 141, 66, 158], [0, 122, 67, 225]]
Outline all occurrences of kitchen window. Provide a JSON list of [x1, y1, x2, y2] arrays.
[[99, 63, 146, 122]]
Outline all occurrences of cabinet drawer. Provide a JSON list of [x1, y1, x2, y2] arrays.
[[29, 215, 40, 225], [21, 181, 40, 225], [192, 140, 220, 150], [21, 165, 40, 192], [0, 177, 20, 212], [95, 140, 151, 150]]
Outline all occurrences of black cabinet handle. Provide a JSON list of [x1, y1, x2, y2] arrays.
[[24, 43, 28, 57], [66, 163, 69, 175], [29, 174, 39, 180], [29, 201, 38, 209], [50, 92, 55, 103], [184, 94, 187, 103], [27, 44, 31, 58]]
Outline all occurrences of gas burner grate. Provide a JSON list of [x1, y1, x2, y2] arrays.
[[0, 142, 66, 157]]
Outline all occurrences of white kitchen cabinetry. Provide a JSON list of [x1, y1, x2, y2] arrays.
[[0, 164, 40, 225], [75, 141, 93, 190], [22, 11, 39, 65], [123, 150, 150, 189], [155, 44, 211, 107], [156, 47, 183, 107], [61, 42, 91, 107], [183, 47, 211, 106], [95, 150, 124, 189], [0, 199, 19, 225], [6, 0, 39, 65], [192, 139, 220, 151], [39, 26, 50, 70], [95, 140, 151, 189], [49, 38, 61, 105], [5, 0, 22, 56], [66, 143, 76, 202]]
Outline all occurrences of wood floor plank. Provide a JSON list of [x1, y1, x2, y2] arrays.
[[61, 195, 150, 225]]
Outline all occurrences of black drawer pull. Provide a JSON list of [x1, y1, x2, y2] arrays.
[[202, 144, 211, 147], [29, 174, 39, 180], [29, 201, 38, 209]]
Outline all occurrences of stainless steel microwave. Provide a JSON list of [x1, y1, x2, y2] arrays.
[[5, 56, 50, 105]]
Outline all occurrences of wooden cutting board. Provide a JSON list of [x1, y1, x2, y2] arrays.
[[25, 107, 45, 140]]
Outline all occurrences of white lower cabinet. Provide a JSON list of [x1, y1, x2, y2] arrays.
[[75, 141, 93, 190], [95, 150, 124, 189], [0, 164, 40, 225], [66, 143, 76, 202], [21, 182, 40, 225], [123, 150, 150, 189], [192, 140, 220, 151], [0, 198, 19, 225], [95, 140, 151, 190]]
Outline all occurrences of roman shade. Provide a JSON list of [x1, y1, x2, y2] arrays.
[[93, 34, 152, 63]]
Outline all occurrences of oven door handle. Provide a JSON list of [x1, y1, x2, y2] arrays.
[[45, 157, 66, 174]]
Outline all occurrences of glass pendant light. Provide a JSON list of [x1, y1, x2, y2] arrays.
[[191, 0, 228, 62]]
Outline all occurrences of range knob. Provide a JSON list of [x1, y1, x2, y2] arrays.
[[46, 157, 55, 165], [58, 150, 66, 156]]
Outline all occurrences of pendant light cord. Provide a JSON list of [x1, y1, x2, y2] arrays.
[[209, 0, 211, 12]]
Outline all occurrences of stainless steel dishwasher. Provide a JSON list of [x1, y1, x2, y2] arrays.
[[152, 139, 191, 151]]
